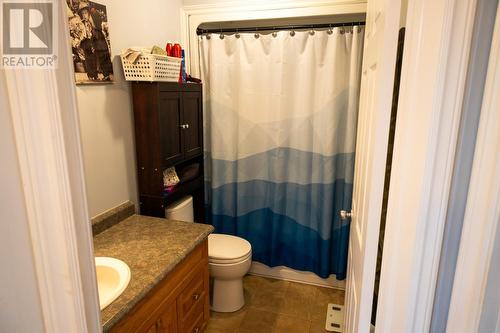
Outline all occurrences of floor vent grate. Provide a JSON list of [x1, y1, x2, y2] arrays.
[[325, 303, 344, 332]]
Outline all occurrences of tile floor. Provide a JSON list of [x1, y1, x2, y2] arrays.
[[205, 275, 345, 333]]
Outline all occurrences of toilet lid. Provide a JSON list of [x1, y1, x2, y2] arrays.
[[208, 233, 252, 261]]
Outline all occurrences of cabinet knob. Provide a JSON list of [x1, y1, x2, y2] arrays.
[[185, 123, 190, 129], [179, 124, 190, 129], [141, 166, 145, 170], [192, 293, 200, 301]]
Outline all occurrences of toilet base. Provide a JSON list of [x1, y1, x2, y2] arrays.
[[211, 278, 245, 312]]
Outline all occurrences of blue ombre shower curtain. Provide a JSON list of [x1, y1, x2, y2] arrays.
[[199, 27, 364, 279]]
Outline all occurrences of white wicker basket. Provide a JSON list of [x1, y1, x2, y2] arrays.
[[121, 52, 182, 82]]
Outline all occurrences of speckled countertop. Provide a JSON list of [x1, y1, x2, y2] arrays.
[[93, 214, 213, 332]]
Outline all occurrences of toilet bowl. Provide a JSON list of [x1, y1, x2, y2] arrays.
[[165, 196, 252, 313], [208, 233, 252, 312]]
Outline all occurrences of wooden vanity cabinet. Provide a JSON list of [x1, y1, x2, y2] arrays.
[[110, 240, 210, 333]]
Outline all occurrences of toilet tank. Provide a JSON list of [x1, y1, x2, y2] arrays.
[[165, 196, 194, 222]]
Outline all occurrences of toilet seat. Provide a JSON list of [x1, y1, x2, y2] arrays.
[[208, 234, 252, 264], [209, 252, 252, 265]]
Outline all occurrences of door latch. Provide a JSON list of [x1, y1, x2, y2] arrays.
[[340, 210, 352, 220]]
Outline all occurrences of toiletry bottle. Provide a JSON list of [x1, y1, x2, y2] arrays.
[[180, 49, 187, 83], [165, 42, 173, 56], [173, 42, 182, 58]]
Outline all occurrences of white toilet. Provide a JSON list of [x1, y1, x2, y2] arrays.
[[166, 196, 252, 313]]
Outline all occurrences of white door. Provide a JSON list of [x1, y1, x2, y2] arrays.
[[344, 0, 402, 332]]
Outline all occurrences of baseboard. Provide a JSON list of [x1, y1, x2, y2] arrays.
[[249, 261, 346, 290]]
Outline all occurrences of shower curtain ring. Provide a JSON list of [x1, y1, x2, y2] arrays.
[[272, 27, 277, 38], [290, 26, 295, 37], [219, 29, 224, 39], [254, 28, 260, 39], [327, 24, 333, 35], [235, 28, 240, 39], [309, 26, 315, 36]]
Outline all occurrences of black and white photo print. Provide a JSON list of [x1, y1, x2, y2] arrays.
[[67, 0, 113, 84]]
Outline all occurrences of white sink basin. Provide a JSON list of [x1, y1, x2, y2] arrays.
[[95, 257, 131, 310]]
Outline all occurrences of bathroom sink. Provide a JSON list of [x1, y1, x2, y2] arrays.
[[95, 257, 131, 310]]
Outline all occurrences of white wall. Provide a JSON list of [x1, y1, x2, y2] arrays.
[[76, 0, 182, 218], [0, 76, 44, 332]]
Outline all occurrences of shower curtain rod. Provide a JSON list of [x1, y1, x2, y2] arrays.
[[196, 21, 366, 35]]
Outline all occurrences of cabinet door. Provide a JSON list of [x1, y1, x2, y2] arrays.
[[156, 302, 178, 333], [177, 265, 205, 321], [145, 322, 157, 333], [181, 91, 203, 158], [159, 92, 184, 166], [144, 305, 177, 333]]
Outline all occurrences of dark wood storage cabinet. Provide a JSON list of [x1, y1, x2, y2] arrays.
[[131, 82, 204, 220]]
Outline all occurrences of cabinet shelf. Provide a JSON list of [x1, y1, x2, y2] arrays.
[[164, 175, 204, 206]]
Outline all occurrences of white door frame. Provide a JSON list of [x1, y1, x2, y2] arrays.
[[2, 1, 100, 332], [446, 5, 500, 331], [376, 0, 479, 332]]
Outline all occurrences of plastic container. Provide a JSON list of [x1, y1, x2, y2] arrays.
[[120, 51, 182, 82]]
